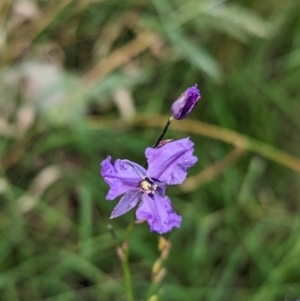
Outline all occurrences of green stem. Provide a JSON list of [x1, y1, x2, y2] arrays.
[[107, 223, 134, 301], [122, 249, 134, 301], [122, 220, 135, 301]]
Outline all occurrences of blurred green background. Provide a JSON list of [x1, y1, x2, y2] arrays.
[[1, 0, 300, 300]]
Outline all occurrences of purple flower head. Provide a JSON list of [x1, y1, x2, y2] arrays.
[[101, 137, 197, 234], [171, 85, 201, 120]]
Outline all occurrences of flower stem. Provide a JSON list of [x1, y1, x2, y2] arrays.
[[122, 220, 135, 301], [152, 116, 173, 148], [108, 223, 135, 301], [122, 248, 134, 301]]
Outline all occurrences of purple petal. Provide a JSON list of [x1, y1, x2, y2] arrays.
[[171, 85, 200, 120], [101, 156, 145, 200], [136, 194, 181, 234], [146, 137, 198, 185], [110, 190, 141, 219]]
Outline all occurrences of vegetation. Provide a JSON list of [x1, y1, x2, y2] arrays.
[[1, 0, 300, 300]]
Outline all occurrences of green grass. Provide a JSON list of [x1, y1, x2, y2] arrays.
[[1, 0, 300, 300]]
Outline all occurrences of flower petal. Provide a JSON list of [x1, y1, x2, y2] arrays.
[[146, 137, 198, 185], [136, 194, 182, 234], [101, 156, 145, 200], [110, 190, 141, 218]]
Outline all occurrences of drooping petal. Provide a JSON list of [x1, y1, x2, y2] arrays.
[[110, 190, 141, 219], [136, 194, 182, 234], [101, 156, 145, 200], [146, 137, 198, 185]]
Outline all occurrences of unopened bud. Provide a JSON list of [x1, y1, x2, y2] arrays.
[[153, 267, 167, 284], [152, 258, 163, 276], [117, 247, 125, 262], [171, 84, 200, 120]]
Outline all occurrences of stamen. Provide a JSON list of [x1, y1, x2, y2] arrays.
[[148, 192, 154, 199], [156, 186, 164, 197], [140, 176, 165, 198], [145, 177, 154, 185]]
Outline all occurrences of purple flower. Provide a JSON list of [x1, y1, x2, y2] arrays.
[[101, 137, 197, 234], [171, 85, 201, 120]]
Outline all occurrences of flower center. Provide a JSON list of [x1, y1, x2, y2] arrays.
[[140, 177, 162, 199]]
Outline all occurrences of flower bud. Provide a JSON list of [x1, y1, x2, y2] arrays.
[[171, 85, 200, 120]]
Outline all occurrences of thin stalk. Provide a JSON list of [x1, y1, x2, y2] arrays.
[[108, 223, 134, 301], [152, 116, 173, 148], [122, 220, 135, 301], [122, 247, 134, 301]]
